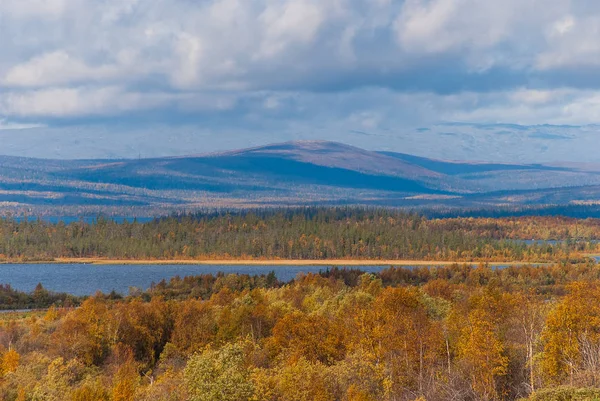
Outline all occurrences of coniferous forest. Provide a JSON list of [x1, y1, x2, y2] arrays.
[[2, 209, 600, 400], [1, 208, 600, 262]]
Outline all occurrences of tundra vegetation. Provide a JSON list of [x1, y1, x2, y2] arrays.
[[2, 209, 600, 400]]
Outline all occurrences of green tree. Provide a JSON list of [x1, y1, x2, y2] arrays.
[[184, 342, 254, 401]]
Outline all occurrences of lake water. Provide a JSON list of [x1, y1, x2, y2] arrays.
[[0, 263, 390, 296], [0, 262, 549, 296]]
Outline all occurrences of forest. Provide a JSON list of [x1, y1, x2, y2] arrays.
[[3, 263, 600, 400], [2, 208, 600, 262], [3, 209, 600, 400]]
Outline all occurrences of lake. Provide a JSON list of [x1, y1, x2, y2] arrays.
[[0, 262, 549, 296], [0, 263, 391, 296]]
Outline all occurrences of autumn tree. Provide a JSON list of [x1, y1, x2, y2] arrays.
[[51, 297, 112, 366], [184, 342, 254, 401], [270, 311, 346, 365], [0, 348, 20, 375], [454, 287, 511, 400], [541, 282, 600, 387], [171, 299, 217, 354]]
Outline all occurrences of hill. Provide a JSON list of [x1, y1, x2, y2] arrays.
[[2, 140, 600, 215]]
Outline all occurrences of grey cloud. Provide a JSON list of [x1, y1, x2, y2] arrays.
[[2, 0, 596, 93], [1, 0, 600, 149]]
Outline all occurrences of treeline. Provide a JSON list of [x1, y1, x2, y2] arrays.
[[1, 208, 598, 262], [431, 216, 600, 242], [4, 263, 600, 400], [421, 204, 600, 219], [0, 283, 78, 310]]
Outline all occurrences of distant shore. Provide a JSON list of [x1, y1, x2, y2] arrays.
[[0, 258, 551, 266]]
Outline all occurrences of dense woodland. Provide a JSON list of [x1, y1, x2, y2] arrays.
[[4, 264, 600, 400], [4, 210, 600, 400], [2, 208, 600, 262], [423, 204, 600, 220]]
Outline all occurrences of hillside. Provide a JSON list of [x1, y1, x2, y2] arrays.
[[2, 140, 600, 215]]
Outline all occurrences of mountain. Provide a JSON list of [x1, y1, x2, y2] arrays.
[[2, 140, 600, 215]]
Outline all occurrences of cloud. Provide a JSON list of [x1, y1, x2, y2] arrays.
[[3, 51, 121, 87], [0, 118, 45, 130], [536, 14, 600, 70], [1, 0, 600, 141], [257, 0, 326, 58], [0, 87, 180, 118], [1, 0, 68, 19]]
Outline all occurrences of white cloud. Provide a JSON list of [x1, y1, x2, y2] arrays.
[[553, 15, 575, 36], [394, 0, 568, 72], [257, 0, 325, 58], [1, 0, 600, 128], [446, 89, 600, 125], [395, 0, 522, 52], [3, 51, 120, 87], [536, 14, 600, 69], [171, 34, 205, 88], [510, 89, 558, 105], [0, 87, 179, 117]]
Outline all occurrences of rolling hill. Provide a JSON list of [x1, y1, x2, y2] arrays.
[[2, 140, 600, 215]]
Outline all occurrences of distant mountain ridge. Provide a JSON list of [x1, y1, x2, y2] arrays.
[[1, 140, 600, 215]]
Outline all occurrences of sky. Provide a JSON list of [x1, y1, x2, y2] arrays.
[[2, 0, 600, 161]]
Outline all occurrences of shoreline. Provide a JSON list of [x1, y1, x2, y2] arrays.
[[0, 258, 551, 266]]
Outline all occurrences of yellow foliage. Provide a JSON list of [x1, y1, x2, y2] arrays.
[[276, 358, 335, 401], [251, 368, 278, 401], [346, 384, 376, 401], [1, 349, 20, 375], [44, 305, 60, 322], [112, 378, 137, 401], [71, 381, 110, 401], [540, 282, 600, 385], [455, 290, 510, 401], [111, 360, 139, 401], [16, 387, 27, 401]]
